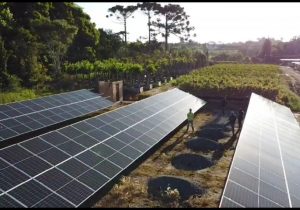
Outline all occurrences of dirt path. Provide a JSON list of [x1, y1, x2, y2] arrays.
[[280, 66, 300, 96]]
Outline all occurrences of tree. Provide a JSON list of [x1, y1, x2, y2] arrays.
[[152, 4, 194, 51], [65, 4, 100, 62], [106, 5, 137, 44], [96, 29, 123, 60], [33, 18, 78, 77], [0, 2, 14, 75], [137, 2, 159, 44], [259, 38, 272, 60], [0, 2, 105, 90]]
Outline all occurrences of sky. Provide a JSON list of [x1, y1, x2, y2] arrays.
[[76, 2, 300, 44]]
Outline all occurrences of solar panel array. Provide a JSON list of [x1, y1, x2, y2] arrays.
[[220, 93, 300, 207], [0, 88, 206, 207], [0, 89, 113, 142]]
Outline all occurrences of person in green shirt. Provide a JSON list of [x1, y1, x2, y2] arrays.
[[186, 108, 194, 132]]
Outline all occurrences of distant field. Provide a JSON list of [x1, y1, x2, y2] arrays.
[[172, 64, 300, 111]]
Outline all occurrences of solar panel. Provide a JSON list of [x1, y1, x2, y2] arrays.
[[0, 89, 113, 143], [0, 88, 206, 207], [220, 93, 300, 208]]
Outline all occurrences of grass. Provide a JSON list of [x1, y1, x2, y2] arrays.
[[172, 64, 300, 111], [0, 88, 62, 104], [0, 89, 40, 104]]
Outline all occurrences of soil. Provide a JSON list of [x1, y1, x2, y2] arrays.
[[280, 66, 300, 96]]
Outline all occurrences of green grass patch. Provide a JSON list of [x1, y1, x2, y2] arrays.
[[0, 89, 55, 104], [172, 64, 300, 111]]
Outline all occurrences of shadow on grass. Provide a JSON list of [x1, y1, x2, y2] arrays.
[[193, 112, 240, 162], [195, 112, 231, 142], [152, 131, 193, 161], [148, 175, 204, 201], [171, 154, 213, 171]]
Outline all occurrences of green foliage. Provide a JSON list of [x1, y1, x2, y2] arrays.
[[211, 52, 246, 63], [96, 29, 123, 60], [64, 59, 143, 75], [174, 64, 300, 111], [0, 2, 99, 91], [65, 4, 100, 62], [278, 87, 300, 112], [0, 89, 37, 104], [33, 18, 78, 77], [0, 3, 13, 29], [0, 72, 21, 91], [63, 50, 207, 85], [0, 2, 206, 93], [174, 64, 280, 90]]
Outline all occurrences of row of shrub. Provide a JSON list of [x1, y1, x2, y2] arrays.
[[172, 64, 300, 111], [63, 51, 207, 85]]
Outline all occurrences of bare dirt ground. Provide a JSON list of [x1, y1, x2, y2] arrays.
[[280, 66, 300, 96], [93, 98, 244, 208], [280, 66, 300, 123]]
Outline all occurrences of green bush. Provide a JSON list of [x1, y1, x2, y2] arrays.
[[0, 72, 22, 91], [174, 64, 300, 111], [0, 89, 37, 104]]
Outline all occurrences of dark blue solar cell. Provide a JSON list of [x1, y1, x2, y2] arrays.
[[100, 124, 120, 135], [94, 160, 122, 178], [8, 179, 52, 207], [87, 129, 110, 142], [0, 112, 9, 120], [108, 152, 133, 168], [115, 132, 135, 144], [0, 166, 30, 191], [11, 124, 32, 134], [59, 126, 84, 139], [98, 114, 115, 123], [58, 141, 86, 156], [33, 193, 75, 208], [73, 122, 96, 133], [0, 145, 33, 164], [73, 134, 98, 148], [38, 147, 70, 165], [41, 131, 70, 146], [57, 180, 93, 206], [0, 128, 18, 139], [20, 137, 52, 154], [0, 194, 25, 208], [15, 156, 52, 177], [76, 150, 104, 167], [119, 145, 142, 160], [91, 144, 115, 158], [2, 118, 21, 127], [77, 169, 108, 190], [104, 137, 126, 150], [58, 158, 90, 178], [36, 168, 73, 191]]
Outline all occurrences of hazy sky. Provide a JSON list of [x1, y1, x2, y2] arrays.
[[76, 2, 300, 44]]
